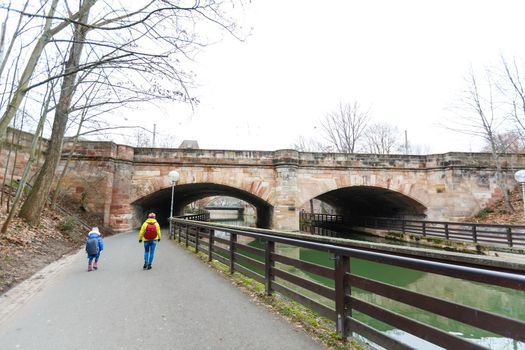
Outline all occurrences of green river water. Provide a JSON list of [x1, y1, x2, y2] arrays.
[[212, 216, 525, 350]]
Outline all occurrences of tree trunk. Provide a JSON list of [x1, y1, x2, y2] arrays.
[[18, 1, 94, 225], [490, 147, 514, 213]]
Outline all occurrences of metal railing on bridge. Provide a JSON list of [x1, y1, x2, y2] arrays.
[[170, 217, 525, 350], [177, 211, 210, 221], [300, 212, 525, 248], [299, 212, 344, 236], [358, 216, 525, 248]]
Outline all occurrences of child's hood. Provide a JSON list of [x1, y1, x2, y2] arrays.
[[87, 227, 101, 237]]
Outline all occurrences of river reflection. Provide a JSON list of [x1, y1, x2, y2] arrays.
[[211, 218, 525, 350]]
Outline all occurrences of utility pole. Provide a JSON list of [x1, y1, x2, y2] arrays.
[[152, 123, 156, 147], [404, 130, 408, 155]]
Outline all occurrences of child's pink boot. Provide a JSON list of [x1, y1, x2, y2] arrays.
[[88, 264, 93, 272]]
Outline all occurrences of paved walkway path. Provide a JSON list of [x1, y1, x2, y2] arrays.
[[0, 231, 325, 350]]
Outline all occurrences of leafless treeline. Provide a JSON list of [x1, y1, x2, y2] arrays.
[[0, 0, 242, 230]]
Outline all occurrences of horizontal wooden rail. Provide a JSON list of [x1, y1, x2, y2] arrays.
[[171, 217, 525, 349]]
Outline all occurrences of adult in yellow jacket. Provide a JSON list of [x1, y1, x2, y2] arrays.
[[139, 213, 161, 270]]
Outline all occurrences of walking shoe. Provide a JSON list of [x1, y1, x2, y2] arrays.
[[93, 262, 98, 270], [147, 264, 152, 270], [143, 263, 148, 270], [88, 265, 93, 272]]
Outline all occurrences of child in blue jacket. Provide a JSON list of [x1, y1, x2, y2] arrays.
[[85, 227, 104, 272]]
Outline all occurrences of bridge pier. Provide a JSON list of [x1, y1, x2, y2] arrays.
[[107, 146, 134, 232], [273, 150, 300, 231]]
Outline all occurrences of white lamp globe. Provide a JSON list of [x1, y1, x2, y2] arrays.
[[514, 170, 525, 183], [168, 170, 180, 183]]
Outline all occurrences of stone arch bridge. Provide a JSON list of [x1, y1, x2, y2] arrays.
[[49, 141, 525, 232]]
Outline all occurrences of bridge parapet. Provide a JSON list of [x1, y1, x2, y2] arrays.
[[56, 138, 525, 171], [62, 141, 135, 162], [133, 148, 276, 166], [298, 151, 525, 169]]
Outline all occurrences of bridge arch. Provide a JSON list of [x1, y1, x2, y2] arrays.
[[130, 183, 273, 228], [301, 186, 427, 219]]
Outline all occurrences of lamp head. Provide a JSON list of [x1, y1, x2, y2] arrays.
[[515, 170, 525, 183], [168, 170, 180, 183]]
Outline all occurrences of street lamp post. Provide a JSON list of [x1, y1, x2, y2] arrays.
[[168, 170, 180, 238], [514, 170, 525, 217]]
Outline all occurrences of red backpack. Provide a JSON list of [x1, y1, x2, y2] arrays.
[[144, 222, 157, 240]]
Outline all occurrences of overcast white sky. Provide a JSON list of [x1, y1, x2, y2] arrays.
[[119, 0, 525, 153]]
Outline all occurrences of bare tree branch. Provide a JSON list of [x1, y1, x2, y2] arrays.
[[321, 101, 370, 153]]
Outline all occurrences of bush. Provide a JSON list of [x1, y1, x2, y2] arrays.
[[58, 216, 76, 232], [476, 207, 493, 219]]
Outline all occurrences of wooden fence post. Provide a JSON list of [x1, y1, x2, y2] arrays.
[[265, 240, 275, 296], [507, 227, 513, 247], [472, 225, 478, 243], [229, 233, 237, 274], [334, 253, 350, 339], [195, 227, 199, 253], [208, 228, 214, 262]]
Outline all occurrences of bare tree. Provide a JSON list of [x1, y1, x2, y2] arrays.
[[18, 0, 95, 225], [291, 135, 331, 152], [132, 128, 153, 147], [500, 56, 525, 141], [450, 67, 514, 212], [321, 101, 370, 153], [0, 0, 78, 143], [480, 130, 525, 153], [9, 1, 242, 225], [0, 0, 237, 144], [0, 0, 30, 78], [407, 143, 432, 155], [363, 122, 400, 154], [155, 134, 178, 148]]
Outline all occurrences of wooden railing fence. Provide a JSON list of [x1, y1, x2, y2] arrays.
[[170, 217, 525, 350]]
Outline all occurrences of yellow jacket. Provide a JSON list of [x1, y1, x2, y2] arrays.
[[139, 218, 161, 241]]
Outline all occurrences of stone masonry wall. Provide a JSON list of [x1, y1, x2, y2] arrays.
[[0, 128, 48, 186], [4, 128, 525, 232]]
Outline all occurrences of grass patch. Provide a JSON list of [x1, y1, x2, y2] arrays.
[[425, 236, 445, 245], [408, 234, 421, 241], [58, 216, 76, 233], [386, 231, 404, 239], [476, 207, 494, 219]]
